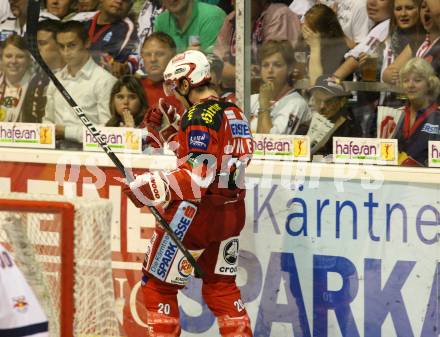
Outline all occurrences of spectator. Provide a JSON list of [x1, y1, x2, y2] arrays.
[[426, 0, 440, 28], [0, 35, 32, 123], [289, 0, 315, 19], [384, 0, 440, 83], [307, 75, 362, 154], [136, 0, 163, 55], [333, 0, 393, 81], [397, 57, 440, 166], [0, 243, 49, 337], [291, 0, 370, 47], [302, 4, 350, 85], [106, 75, 147, 127], [21, 19, 64, 123], [207, 52, 237, 103], [333, 0, 370, 47], [138, 32, 183, 131], [380, 0, 424, 107], [140, 32, 179, 108], [250, 40, 310, 134], [0, 1, 12, 23], [0, 0, 28, 40], [77, 0, 99, 12], [39, 0, 78, 21], [84, 0, 138, 77], [214, 0, 301, 89], [154, 0, 226, 53], [43, 20, 116, 147]]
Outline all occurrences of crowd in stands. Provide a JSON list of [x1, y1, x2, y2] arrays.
[[0, 0, 439, 166]]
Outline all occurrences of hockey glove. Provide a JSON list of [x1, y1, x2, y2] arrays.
[[158, 98, 180, 143], [123, 171, 169, 207], [144, 105, 163, 129]]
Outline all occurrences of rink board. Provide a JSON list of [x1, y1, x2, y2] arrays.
[[0, 148, 439, 337]]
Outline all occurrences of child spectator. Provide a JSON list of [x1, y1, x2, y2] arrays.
[[397, 57, 440, 166], [154, 0, 226, 53], [0, 35, 32, 122], [214, 0, 301, 89], [84, 0, 138, 77], [250, 40, 310, 134], [106, 75, 147, 127], [21, 19, 64, 123], [43, 21, 116, 148]]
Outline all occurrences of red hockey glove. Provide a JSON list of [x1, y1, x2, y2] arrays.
[[158, 98, 179, 143], [123, 171, 169, 207], [145, 105, 163, 129]]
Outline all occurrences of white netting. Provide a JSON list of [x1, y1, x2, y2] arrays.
[[0, 192, 120, 337]]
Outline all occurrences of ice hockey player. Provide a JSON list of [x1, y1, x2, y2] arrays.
[[124, 50, 253, 337], [0, 243, 48, 337]]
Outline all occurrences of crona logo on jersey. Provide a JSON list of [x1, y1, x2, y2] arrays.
[[223, 239, 239, 265]]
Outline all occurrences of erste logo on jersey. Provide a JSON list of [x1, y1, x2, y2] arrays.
[[188, 130, 210, 150], [229, 120, 251, 138]]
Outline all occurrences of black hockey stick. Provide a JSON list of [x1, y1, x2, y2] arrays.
[[26, 0, 202, 277]]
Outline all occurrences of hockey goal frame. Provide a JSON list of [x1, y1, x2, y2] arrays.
[[0, 198, 75, 337]]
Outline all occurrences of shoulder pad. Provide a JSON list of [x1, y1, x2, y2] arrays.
[[181, 100, 224, 132]]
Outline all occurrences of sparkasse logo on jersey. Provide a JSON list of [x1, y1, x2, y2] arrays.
[[188, 130, 210, 150]]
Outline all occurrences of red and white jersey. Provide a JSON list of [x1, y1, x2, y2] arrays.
[[165, 99, 253, 202], [0, 243, 48, 337]]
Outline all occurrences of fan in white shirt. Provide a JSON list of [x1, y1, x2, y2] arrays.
[[250, 40, 310, 135], [333, 0, 393, 80], [43, 21, 116, 144]]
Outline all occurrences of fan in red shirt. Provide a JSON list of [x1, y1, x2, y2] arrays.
[[124, 50, 253, 337]]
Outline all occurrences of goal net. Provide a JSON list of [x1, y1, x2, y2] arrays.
[[0, 192, 120, 337]]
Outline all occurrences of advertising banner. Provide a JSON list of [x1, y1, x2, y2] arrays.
[[0, 155, 438, 337]]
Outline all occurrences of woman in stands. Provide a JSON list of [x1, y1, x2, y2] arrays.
[[106, 75, 147, 128], [0, 35, 32, 123], [384, 0, 440, 83], [397, 57, 440, 166], [302, 4, 350, 86], [249, 40, 310, 134]]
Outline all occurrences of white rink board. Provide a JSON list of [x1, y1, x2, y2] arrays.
[[178, 178, 440, 337]]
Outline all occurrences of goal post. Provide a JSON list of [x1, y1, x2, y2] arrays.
[[0, 192, 120, 337]]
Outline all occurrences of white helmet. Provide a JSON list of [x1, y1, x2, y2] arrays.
[[163, 50, 211, 96]]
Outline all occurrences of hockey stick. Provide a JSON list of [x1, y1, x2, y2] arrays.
[[26, 0, 203, 277]]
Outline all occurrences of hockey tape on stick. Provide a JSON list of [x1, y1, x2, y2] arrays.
[[26, 0, 203, 277]]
